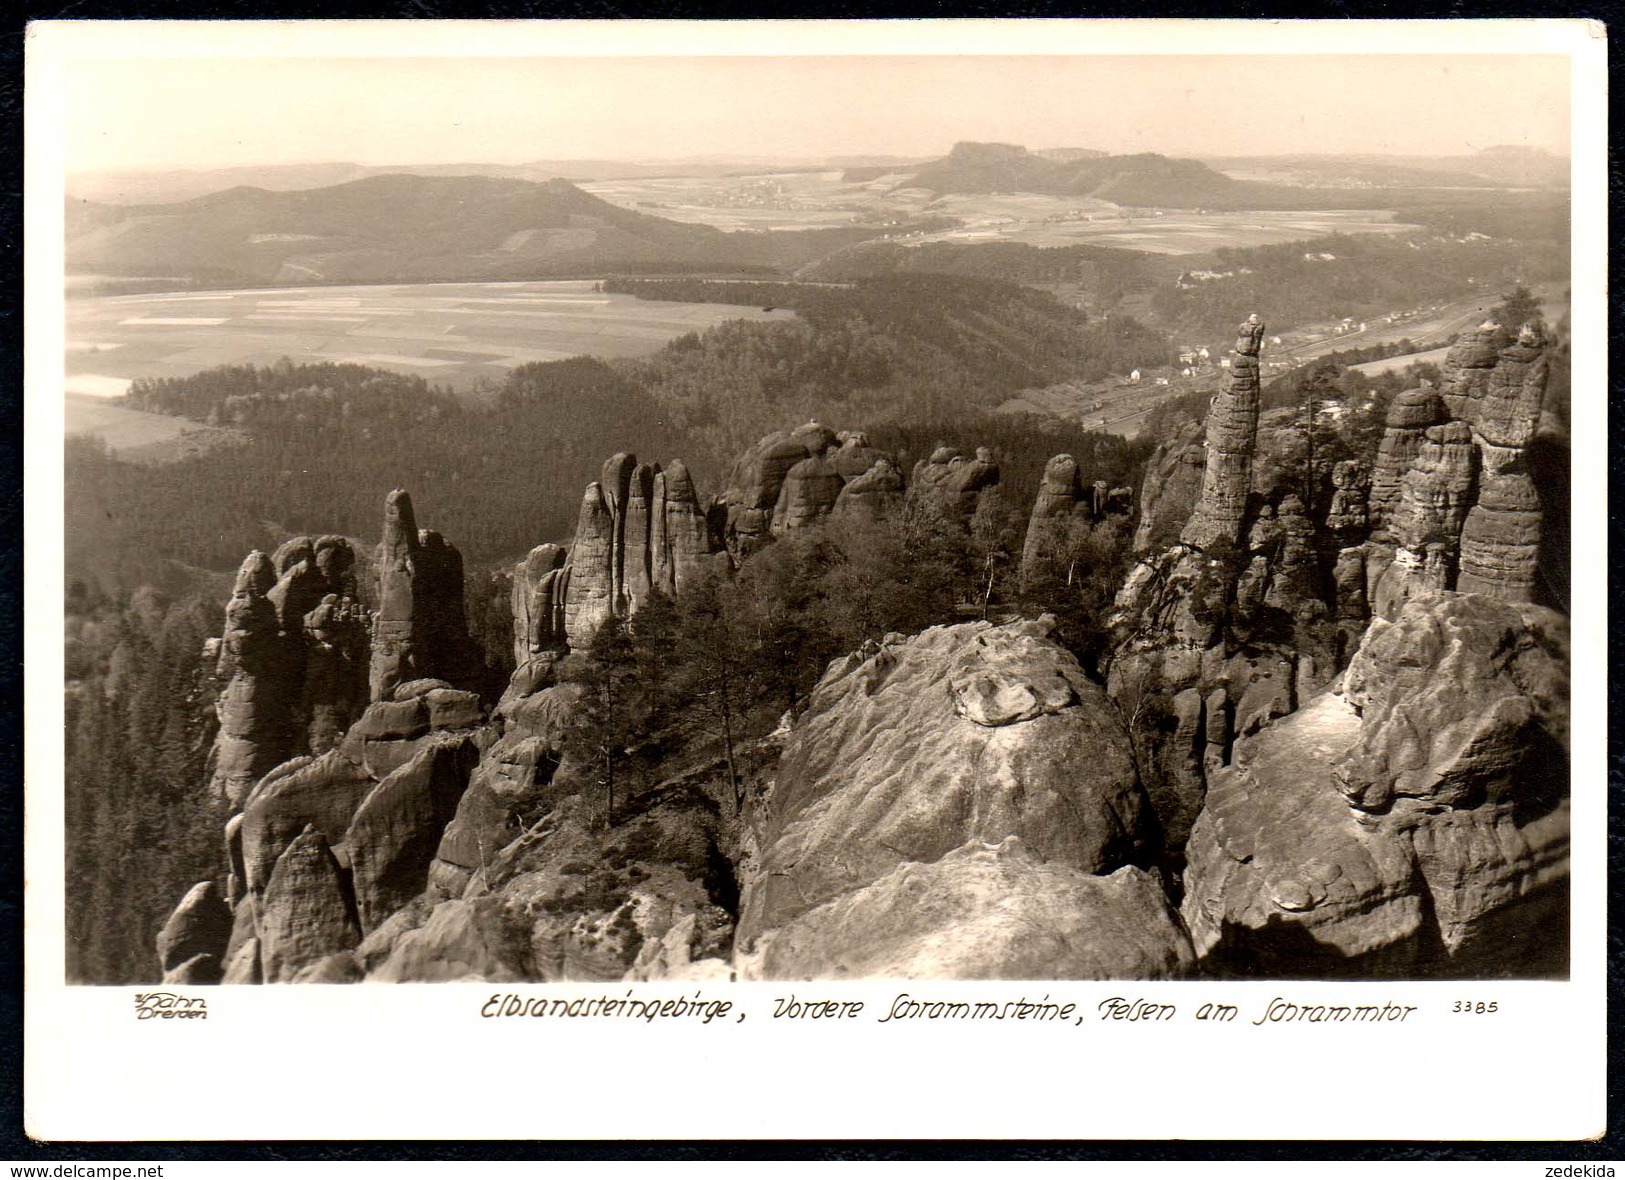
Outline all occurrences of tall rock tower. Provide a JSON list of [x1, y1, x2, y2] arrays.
[[1181, 314, 1266, 552]]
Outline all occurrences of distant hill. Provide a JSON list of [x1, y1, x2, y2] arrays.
[[903, 141, 1572, 209], [1201, 147, 1569, 191], [70, 161, 742, 205], [1469, 146, 1570, 188], [69, 156, 941, 206], [66, 174, 896, 288], [903, 142, 1246, 208], [1032, 147, 1109, 162]]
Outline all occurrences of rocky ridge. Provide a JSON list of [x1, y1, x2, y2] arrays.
[[157, 317, 1568, 984], [163, 422, 1018, 983], [1104, 313, 1554, 850], [1182, 592, 1568, 976]]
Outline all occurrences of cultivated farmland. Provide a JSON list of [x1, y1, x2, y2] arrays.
[[65, 279, 795, 394], [578, 171, 1424, 252], [908, 204, 1421, 253]]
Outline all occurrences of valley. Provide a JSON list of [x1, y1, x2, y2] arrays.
[[65, 279, 795, 396], [58, 147, 1574, 994]]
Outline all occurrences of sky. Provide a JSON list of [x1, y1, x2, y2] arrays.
[[58, 41, 1573, 174]]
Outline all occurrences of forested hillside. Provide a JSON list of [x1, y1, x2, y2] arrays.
[[66, 174, 950, 289], [1149, 232, 1567, 339], [69, 359, 693, 596], [68, 275, 1165, 602], [796, 240, 1171, 305], [607, 275, 1169, 460], [66, 582, 226, 983], [798, 229, 1566, 342]]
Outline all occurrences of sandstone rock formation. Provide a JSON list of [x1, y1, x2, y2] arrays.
[[1107, 304, 1558, 858], [156, 881, 233, 985], [1105, 317, 1396, 846], [1367, 322, 1550, 618], [1182, 315, 1266, 551], [208, 552, 291, 807], [907, 444, 1001, 520], [370, 489, 421, 701], [1369, 381, 1444, 535], [1131, 419, 1206, 554], [158, 327, 1566, 990], [1182, 592, 1568, 977], [1325, 459, 1370, 535], [719, 423, 908, 556], [191, 679, 490, 983], [556, 454, 729, 649], [369, 490, 480, 702], [511, 543, 568, 664], [832, 458, 904, 521], [257, 825, 361, 983], [208, 536, 370, 807], [771, 453, 845, 533], [1457, 456, 1543, 600], [656, 461, 714, 598], [174, 489, 495, 983], [562, 481, 617, 649], [1018, 453, 1133, 592], [1439, 321, 1505, 424], [736, 618, 1190, 979], [531, 430, 915, 655]]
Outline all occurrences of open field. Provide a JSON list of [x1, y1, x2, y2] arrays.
[[579, 171, 1428, 254], [1348, 346, 1455, 376], [65, 279, 796, 393], [65, 393, 246, 461], [908, 206, 1420, 253], [579, 171, 906, 231]]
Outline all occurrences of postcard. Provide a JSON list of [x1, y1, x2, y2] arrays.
[[24, 17, 1608, 1141]]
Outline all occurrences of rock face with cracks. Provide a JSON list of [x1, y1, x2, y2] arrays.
[[1182, 592, 1568, 978], [736, 617, 1188, 980], [158, 354, 1566, 988], [208, 537, 370, 808], [721, 423, 906, 556]]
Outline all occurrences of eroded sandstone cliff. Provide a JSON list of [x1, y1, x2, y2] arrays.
[[158, 327, 1567, 984]]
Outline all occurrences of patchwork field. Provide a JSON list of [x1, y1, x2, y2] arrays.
[[579, 171, 900, 231], [579, 171, 1424, 253], [65, 279, 796, 394], [908, 206, 1420, 253]]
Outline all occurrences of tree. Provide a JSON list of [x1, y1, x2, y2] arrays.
[[1495, 285, 1542, 337], [564, 616, 643, 828]]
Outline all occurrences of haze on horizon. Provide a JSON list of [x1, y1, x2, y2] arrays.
[[65, 53, 1571, 177]]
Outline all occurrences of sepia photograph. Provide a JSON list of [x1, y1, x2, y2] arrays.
[[24, 17, 1607, 1143]]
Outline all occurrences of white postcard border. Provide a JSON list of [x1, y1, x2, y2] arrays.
[[24, 18, 1609, 1143]]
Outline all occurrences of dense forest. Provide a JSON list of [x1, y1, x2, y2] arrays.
[[1148, 232, 1566, 339], [61, 185, 1571, 982], [72, 275, 1169, 599], [72, 358, 693, 595], [65, 581, 227, 983], [790, 227, 1566, 343], [796, 240, 1169, 306], [607, 274, 1170, 459]]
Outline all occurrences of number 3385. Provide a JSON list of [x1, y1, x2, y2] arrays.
[[1452, 1000, 1499, 1014]]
